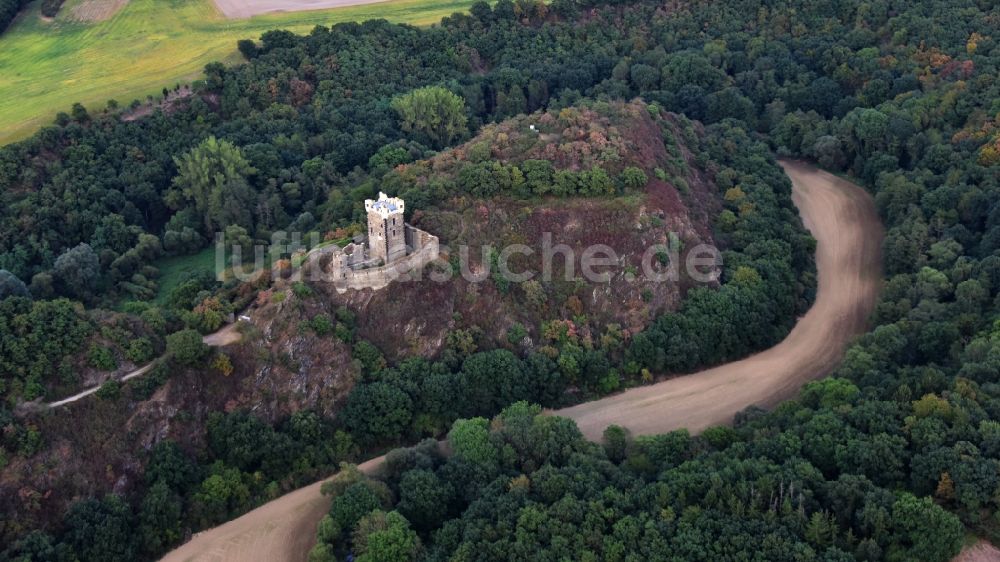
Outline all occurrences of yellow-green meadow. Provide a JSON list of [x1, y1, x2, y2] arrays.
[[0, 0, 475, 144]]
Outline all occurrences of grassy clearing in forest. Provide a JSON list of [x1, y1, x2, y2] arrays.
[[150, 246, 217, 305]]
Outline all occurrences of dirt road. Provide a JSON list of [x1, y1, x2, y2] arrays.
[[46, 363, 154, 408], [202, 323, 243, 347], [45, 324, 244, 409], [160, 161, 884, 562], [212, 0, 391, 18], [953, 541, 1000, 562], [560, 160, 884, 439], [161, 455, 388, 562]]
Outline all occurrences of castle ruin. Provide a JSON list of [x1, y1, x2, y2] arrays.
[[365, 192, 407, 264], [307, 192, 440, 292]]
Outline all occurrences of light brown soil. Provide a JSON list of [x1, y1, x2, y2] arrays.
[[560, 160, 884, 439], [954, 541, 1000, 562], [160, 455, 387, 562], [159, 161, 884, 562], [202, 323, 242, 347], [69, 0, 129, 22], [211, 0, 391, 19]]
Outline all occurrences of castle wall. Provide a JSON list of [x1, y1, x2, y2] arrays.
[[386, 215, 406, 263], [308, 225, 440, 293]]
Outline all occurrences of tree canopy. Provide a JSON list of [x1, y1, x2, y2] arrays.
[[391, 86, 468, 149]]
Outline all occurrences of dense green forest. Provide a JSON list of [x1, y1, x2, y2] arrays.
[[1, 0, 1000, 558], [314, 400, 969, 561]]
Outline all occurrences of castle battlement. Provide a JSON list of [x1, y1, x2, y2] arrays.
[[364, 192, 405, 219], [306, 193, 439, 292]]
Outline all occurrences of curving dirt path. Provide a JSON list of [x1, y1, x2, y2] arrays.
[[160, 161, 884, 562], [46, 323, 244, 409], [45, 363, 153, 408], [161, 455, 388, 562], [560, 160, 884, 439]]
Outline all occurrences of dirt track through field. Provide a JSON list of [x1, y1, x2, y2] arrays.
[[212, 0, 391, 18], [160, 161, 884, 562], [69, 0, 130, 21]]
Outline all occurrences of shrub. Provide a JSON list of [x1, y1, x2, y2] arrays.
[[88, 345, 117, 371], [166, 329, 209, 366], [353, 341, 387, 375], [126, 337, 154, 364], [211, 353, 234, 376], [506, 323, 528, 346], [673, 177, 690, 194], [310, 314, 334, 336], [620, 166, 648, 189], [292, 282, 313, 299], [335, 323, 354, 343], [597, 370, 621, 393], [237, 39, 258, 59], [95, 380, 121, 401]]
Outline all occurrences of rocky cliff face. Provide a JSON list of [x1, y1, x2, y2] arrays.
[[229, 294, 359, 418], [0, 293, 361, 543]]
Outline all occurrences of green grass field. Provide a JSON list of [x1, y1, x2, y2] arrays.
[[149, 246, 217, 304], [0, 0, 476, 145]]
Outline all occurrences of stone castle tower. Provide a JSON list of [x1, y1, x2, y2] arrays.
[[365, 192, 406, 264]]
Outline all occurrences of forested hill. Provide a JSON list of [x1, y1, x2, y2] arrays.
[[1, 0, 1000, 559], [0, 97, 816, 558], [2, 0, 995, 303]]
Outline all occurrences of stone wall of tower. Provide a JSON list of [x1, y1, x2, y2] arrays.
[[365, 192, 406, 265], [308, 225, 440, 294], [385, 213, 406, 263], [367, 211, 388, 263], [366, 213, 406, 264]]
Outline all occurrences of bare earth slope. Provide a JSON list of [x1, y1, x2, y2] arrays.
[[953, 541, 1000, 562], [212, 0, 391, 18], [161, 160, 884, 562]]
